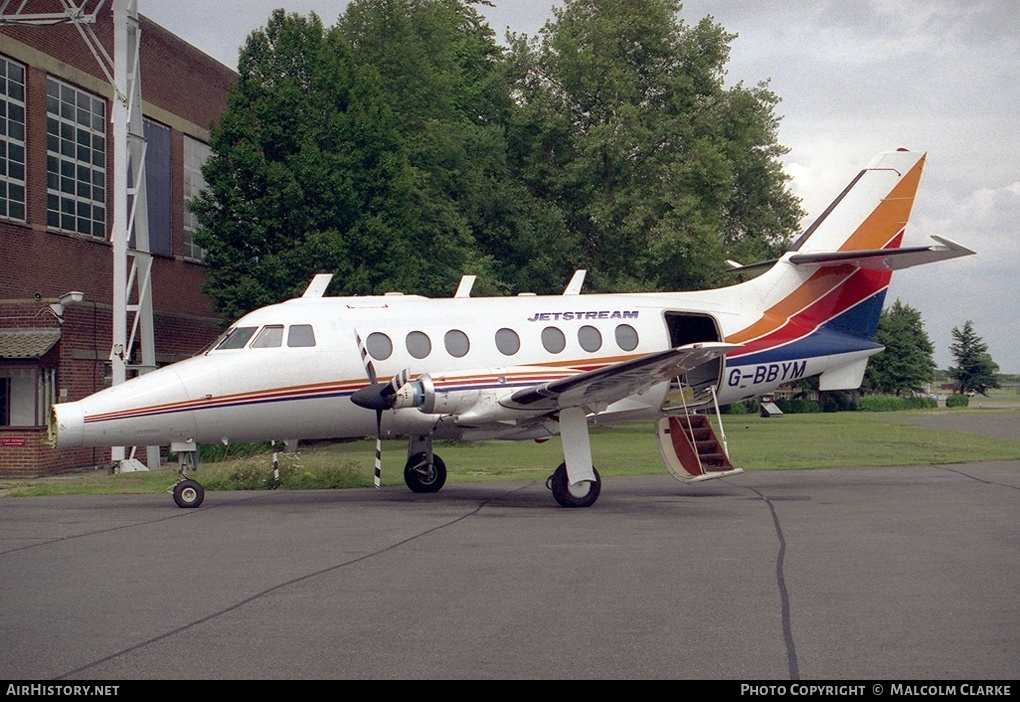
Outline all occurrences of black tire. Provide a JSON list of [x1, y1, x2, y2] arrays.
[[404, 452, 447, 493], [173, 479, 205, 508], [549, 462, 601, 508]]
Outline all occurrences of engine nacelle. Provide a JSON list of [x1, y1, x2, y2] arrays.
[[392, 373, 483, 415], [391, 370, 529, 426]]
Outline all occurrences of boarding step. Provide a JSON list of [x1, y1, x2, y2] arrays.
[[656, 414, 743, 483]]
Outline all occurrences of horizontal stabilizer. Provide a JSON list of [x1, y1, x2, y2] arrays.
[[788, 236, 974, 270]]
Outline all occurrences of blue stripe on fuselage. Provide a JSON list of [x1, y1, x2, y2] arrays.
[[729, 290, 887, 367]]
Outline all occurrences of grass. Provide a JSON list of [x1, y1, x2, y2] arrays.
[[3, 409, 1018, 497]]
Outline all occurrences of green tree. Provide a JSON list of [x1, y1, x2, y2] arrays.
[[193, 11, 426, 319], [948, 320, 1000, 396], [863, 299, 935, 395], [505, 0, 803, 293], [338, 0, 549, 295]]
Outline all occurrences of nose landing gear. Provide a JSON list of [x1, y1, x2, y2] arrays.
[[170, 441, 204, 508]]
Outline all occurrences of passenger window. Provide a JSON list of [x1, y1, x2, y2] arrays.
[[615, 324, 639, 351], [215, 326, 257, 350], [366, 332, 393, 360], [251, 325, 284, 348], [578, 325, 602, 352], [444, 329, 470, 358], [541, 327, 566, 354], [406, 331, 432, 359], [288, 324, 316, 348], [495, 328, 520, 356]]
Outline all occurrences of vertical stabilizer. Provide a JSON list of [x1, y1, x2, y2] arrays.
[[792, 149, 925, 254]]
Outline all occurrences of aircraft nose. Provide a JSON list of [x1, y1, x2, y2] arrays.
[[51, 401, 86, 448], [50, 366, 196, 448]]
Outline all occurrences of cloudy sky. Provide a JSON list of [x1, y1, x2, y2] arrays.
[[140, 0, 1019, 373]]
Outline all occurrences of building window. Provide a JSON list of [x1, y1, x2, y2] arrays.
[[0, 367, 55, 427], [143, 119, 172, 256], [183, 136, 210, 260], [46, 77, 106, 237], [0, 55, 27, 222]]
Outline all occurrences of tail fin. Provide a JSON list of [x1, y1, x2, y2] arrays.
[[725, 149, 973, 387], [790, 149, 926, 255]]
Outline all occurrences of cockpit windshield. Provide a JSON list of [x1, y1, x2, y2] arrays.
[[210, 324, 317, 352], [214, 326, 258, 350]]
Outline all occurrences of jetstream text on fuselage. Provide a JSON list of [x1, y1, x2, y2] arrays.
[[527, 310, 639, 322]]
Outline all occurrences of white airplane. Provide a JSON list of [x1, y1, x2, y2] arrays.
[[50, 149, 973, 508]]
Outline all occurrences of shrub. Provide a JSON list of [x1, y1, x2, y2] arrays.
[[946, 394, 970, 408], [199, 441, 273, 462], [858, 395, 937, 412], [903, 396, 938, 410], [775, 398, 822, 414], [858, 395, 903, 412], [822, 392, 858, 413]]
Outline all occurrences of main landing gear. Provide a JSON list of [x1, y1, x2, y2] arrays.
[[547, 462, 601, 508], [404, 451, 447, 493]]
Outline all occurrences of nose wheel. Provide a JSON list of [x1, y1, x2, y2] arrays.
[[173, 479, 205, 508], [171, 443, 204, 508]]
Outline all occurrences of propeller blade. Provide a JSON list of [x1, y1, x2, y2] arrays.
[[373, 409, 383, 488], [355, 330, 384, 488], [355, 331, 377, 385]]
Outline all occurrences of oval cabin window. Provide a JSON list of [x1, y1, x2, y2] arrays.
[[406, 331, 432, 359], [541, 327, 566, 354], [495, 328, 521, 356], [578, 325, 602, 352], [366, 332, 393, 360], [444, 329, 470, 358]]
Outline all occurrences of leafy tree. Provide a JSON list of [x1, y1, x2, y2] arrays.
[[193, 11, 425, 319], [863, 299, 935, 396], [949, 320, 1000, 396], [505, 0, 803, 292], [338, 0, 544, 295]]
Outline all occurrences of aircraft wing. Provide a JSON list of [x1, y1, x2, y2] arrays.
[[501, 342, 739, 413]]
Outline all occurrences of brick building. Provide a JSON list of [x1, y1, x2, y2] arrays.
[[0, 6, 236, 475]]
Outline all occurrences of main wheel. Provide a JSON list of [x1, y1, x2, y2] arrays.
[[173, 479, 205, 508], [404, 452, 447, 493], [548, 462, 601, 508]]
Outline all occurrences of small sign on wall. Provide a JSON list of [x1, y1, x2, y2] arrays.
[[2, 437, 27, 447]]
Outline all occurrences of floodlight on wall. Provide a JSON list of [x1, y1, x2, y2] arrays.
[[49, 291, 85, 319]]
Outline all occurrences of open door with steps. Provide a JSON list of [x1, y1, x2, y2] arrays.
[[656, 414, 743, 483]]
